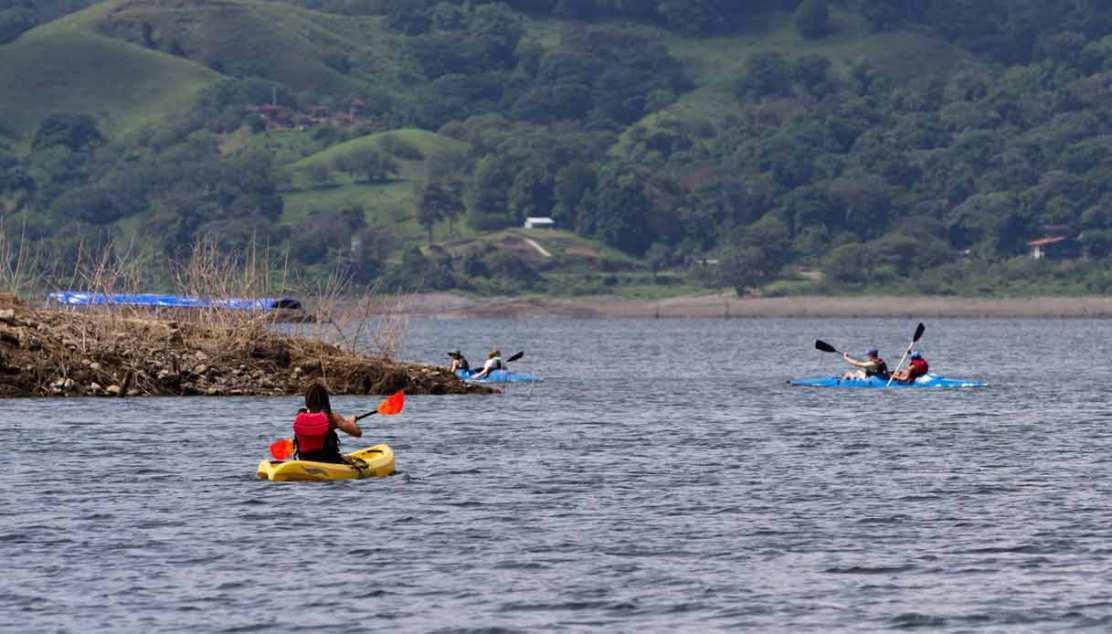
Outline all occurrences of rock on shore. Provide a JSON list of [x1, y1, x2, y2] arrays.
[[0, 294, 492, 398]]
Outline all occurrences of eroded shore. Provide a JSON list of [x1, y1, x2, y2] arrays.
[[0, 295, 490, 398], [379, 292, 1112, 319]]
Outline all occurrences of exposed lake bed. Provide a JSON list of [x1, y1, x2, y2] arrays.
[[385, 292, 1112, 319], [0, 295, 487, 398]]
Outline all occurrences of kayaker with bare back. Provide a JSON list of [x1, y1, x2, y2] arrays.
[[447, 350, 470, 373]]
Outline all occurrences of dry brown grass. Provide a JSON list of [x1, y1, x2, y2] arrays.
[[171, 238, 286, 345], [0, 214, 42, 297], [305, 271, 410, 361]]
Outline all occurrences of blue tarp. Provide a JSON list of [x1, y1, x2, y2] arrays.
[[47, 292, 301, 311]]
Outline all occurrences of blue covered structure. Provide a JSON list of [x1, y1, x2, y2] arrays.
[[47, 292, 302, 311]]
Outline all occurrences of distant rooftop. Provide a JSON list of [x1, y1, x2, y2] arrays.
[[1027, 236, 1068, 247]]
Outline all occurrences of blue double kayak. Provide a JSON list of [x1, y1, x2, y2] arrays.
[[456, 369, 543, 384], [790, 373, 986, 389]]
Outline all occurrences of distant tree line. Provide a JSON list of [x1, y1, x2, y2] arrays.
[[4, 0, 1112, 295]]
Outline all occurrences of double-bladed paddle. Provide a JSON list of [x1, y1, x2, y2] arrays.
[[815, 340, 839, 354], [462, 350, 525, 379], [269, 390, 406, 460], [886, 323, 926, 387]]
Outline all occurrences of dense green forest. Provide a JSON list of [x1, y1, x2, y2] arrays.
[[1, 0, 1111, 296]]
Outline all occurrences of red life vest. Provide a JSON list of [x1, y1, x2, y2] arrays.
[[293, 411, 333, 454], [908, 357, 929, 379]]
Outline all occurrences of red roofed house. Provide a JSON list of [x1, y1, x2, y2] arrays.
[[1027, 235, 1079, 260]]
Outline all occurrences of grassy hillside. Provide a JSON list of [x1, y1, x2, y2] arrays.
[[95, 0, 406, 97], [288, 128, 468, 183], [282, 182, 418, 232], [280, 128, 469, 238], [0, 2, 218, 143]]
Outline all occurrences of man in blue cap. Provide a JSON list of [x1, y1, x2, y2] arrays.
[[841, 348, 889, 380]]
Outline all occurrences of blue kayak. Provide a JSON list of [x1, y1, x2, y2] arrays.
[[456, 369, 543, 384], [790, 373, 986, 389]]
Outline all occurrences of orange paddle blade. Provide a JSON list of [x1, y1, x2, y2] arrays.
[[377, 390, 405, 415], [270, 438, 294, 460]]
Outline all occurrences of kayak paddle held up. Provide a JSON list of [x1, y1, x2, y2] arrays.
[[355, 389, 406, 421], [886, 323, 926, 388], [815, 340, 839, 354]]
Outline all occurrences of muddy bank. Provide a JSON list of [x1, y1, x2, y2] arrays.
[[377, 292, 1112, 319], [0, 295, 491, 398]]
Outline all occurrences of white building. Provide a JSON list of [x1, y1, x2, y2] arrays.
[[524, 217, 555, 229]]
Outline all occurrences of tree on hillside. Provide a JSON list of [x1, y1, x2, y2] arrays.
[[718, 245, 776, 296], [646, 242, 672, 280], [0, 153, 35, 211], [305, 163, 333, 188], [552, 162, 596, 229], [32, 113, 104, 152], [578, 167, 654, 255], [416, 181, 464, 245], [734, 52, 793, 99], [795, 0, 830, 39], [333, 148, 399, 184], [655, 0, 726, 36], [465, 155, 516, 230]]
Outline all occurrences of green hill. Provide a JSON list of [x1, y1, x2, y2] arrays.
[[0, 2, 218, 143], [93, 0, 405, 97], [288, 128, 468, 183], [279, 129, 468, 236]]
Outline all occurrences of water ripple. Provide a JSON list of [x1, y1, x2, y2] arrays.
[[4, 318, 1112, 630]]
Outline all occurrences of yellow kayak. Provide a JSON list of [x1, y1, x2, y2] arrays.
[[256, 444, 395, 482]]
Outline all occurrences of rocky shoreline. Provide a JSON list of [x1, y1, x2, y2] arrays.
[[0, 295, 491, 398]]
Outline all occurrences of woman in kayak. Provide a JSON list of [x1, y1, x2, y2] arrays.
[[891, 351, 929, 384], [469, 348, 504, 380], [293, 382, 363, 463], [842, 348, 889, 380], [447, 350, 470, 373]]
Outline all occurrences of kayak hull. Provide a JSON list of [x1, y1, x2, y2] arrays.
[[456, 369, 542, 383], [256, 444, 395, 482], [789, 373, 986, 389]]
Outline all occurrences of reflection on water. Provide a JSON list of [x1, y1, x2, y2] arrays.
[[4, 318, 1112, 630]]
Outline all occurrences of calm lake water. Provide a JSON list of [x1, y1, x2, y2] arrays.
[[4, 318, 1112, 631]]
